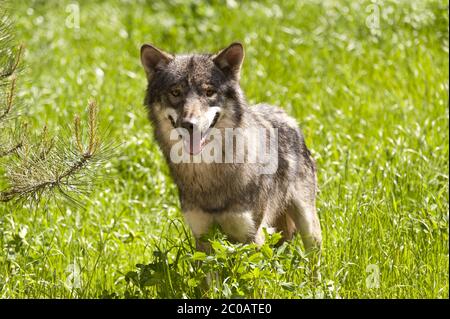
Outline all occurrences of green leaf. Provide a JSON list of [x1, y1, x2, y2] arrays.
[[260, 244, 273, 259], [248, 252, 263, 263], [191, 251, 206, 261], [222, 282, 232, 298], [280, 282, 296, 292], [187, 278, 199, 287]]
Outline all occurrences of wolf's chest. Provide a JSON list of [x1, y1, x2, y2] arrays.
[[171, 163, 246, 211]]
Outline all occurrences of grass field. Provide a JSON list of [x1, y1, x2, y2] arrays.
[[0, 0, 448, 298]]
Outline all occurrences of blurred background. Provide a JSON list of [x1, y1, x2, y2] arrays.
[[1, 0, 448, 298]]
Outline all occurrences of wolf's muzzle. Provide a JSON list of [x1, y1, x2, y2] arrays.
[[180, 118, 196, 136]]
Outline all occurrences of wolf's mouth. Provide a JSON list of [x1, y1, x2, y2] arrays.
[[209, 112, 220, 130], [182, 111, 221, 156]]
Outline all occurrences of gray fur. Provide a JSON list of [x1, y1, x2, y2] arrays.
[[140, 43, 322, 252]]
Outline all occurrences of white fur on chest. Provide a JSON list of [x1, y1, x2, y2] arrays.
[[183, 209, 256, 242]]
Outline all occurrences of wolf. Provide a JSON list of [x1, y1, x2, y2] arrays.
[[140, 42, 322, 254]]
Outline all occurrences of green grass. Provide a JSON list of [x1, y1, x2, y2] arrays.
[[0, 0, 448, 298]]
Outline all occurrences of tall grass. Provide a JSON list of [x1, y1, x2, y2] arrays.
[[0, 0, 448, 298]]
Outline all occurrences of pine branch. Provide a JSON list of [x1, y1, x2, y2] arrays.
[[0, 141, 22, 158], [0, 100, 112, 205], [0, 44, 22, 80], [0, 152, 90, 203], [0, 6, 23, 128], [0, 4, 112, 207], [0, 68, 23, 158]]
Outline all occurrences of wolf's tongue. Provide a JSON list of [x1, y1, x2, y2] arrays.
[[183, 134, 203, 155]]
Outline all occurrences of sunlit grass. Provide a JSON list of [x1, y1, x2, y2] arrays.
[[0, 0, 448, 298]]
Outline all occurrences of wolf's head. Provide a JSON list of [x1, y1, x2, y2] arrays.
[[140, 43, 246, 155]]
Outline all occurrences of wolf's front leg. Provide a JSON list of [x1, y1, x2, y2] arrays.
[[215, 210, 257, 243], [183, 209, 218, 290], [183, 209, 214, 253]]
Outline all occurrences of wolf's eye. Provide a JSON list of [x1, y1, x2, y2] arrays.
[[205, 88, 216, 97], [170, 88, 181, 97]]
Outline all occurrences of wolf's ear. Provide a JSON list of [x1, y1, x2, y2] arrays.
[[140, 44, 173, 79], [213, 42, 244, 80]]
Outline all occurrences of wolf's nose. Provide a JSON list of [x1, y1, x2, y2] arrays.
[[181, 119, 195, 135]]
